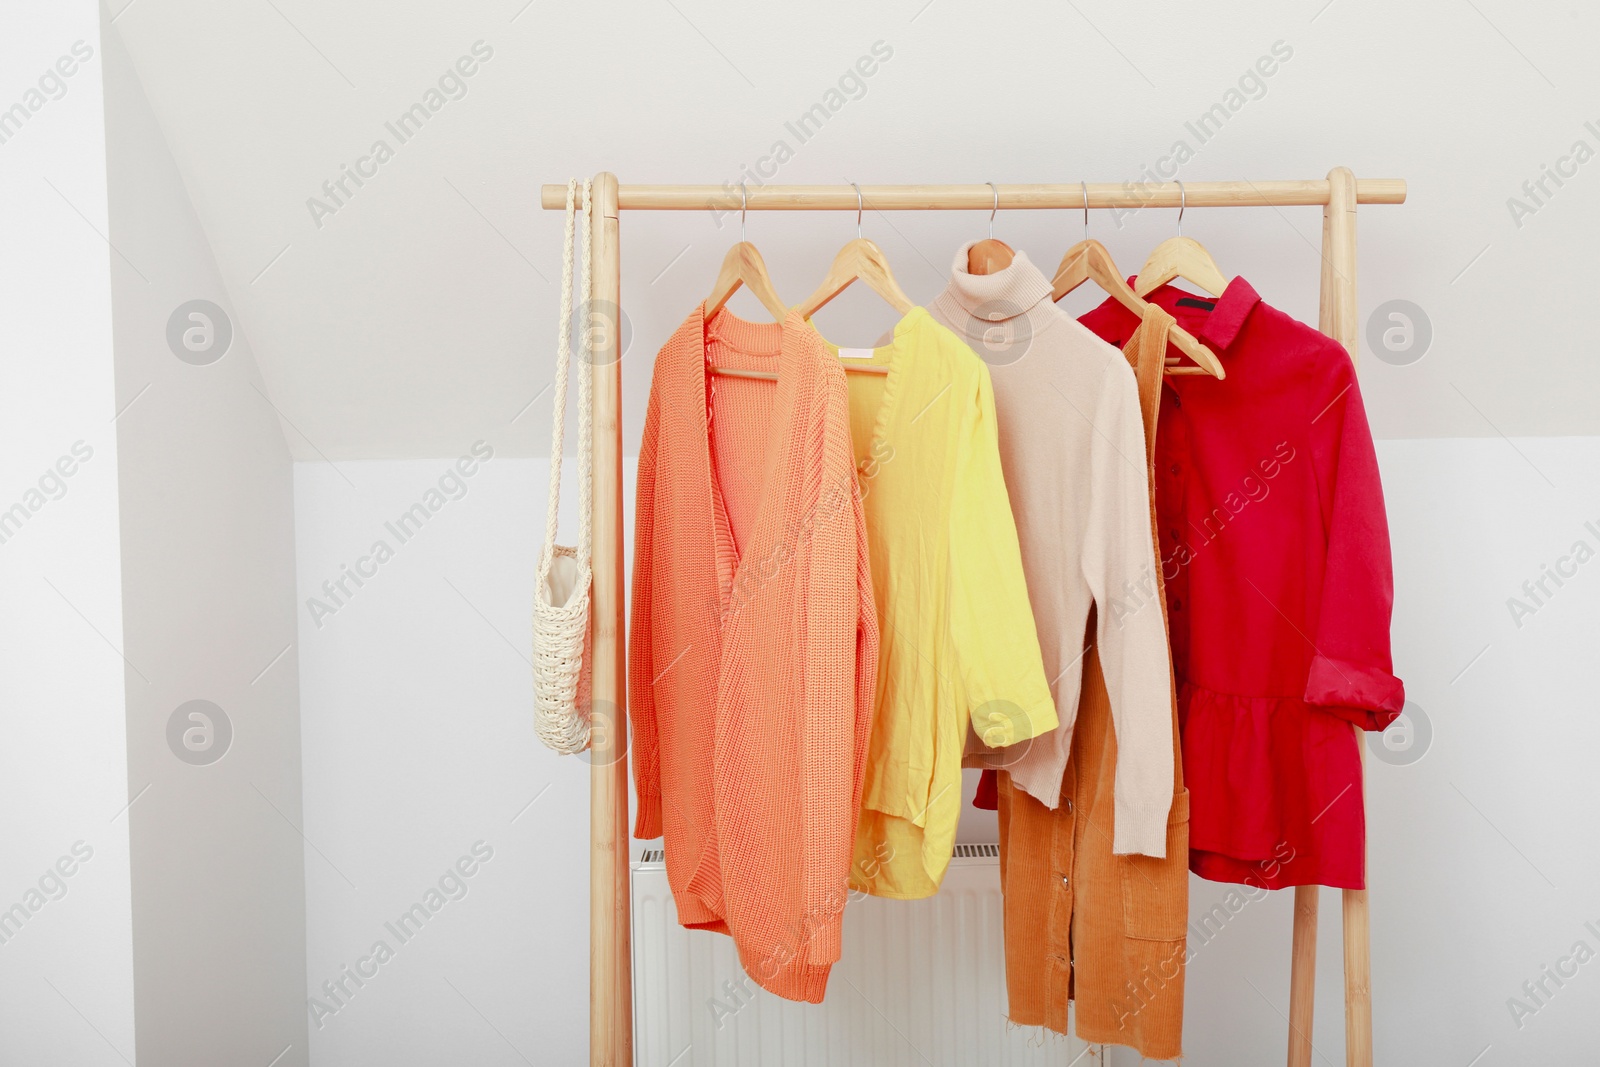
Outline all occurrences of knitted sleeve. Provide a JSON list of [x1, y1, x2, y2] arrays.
[[629, 384, 663, 839], [1082, 356, 1174, 857], [947, 365, 1056, 750]]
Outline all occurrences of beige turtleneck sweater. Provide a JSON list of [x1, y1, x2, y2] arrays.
[[929, 244, 1174, 856]]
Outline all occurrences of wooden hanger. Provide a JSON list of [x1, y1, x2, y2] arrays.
[[706, 185, 796, 382], [705, 184, 789, 321], [780, 184, 907, 378], [1052, 183, 1225, 379], [710, 185, 902, 382], [793, 236, 915, 320], [710, 225, 904, 379], [1134, 180, 1229, 298], [966, 182, 1015, 275], [794, 183, 914, 321]]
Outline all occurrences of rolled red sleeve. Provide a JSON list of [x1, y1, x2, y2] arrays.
[[1302, 354, 1404, 730]]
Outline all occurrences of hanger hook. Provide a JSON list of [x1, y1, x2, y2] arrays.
[[849, 180, 863, 239], [739, 182, 748, 243], [987, 182, 998, 239], [1080, 181, 1089, 242], [1176, 179, 1186, 238]]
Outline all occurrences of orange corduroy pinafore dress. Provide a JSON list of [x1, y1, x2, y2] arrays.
[[995, 305, 1190, 1059]]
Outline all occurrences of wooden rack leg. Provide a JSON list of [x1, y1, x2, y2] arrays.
[[1342, 882, 1372, 1067], [1287, 885, 1319, 1066], [589, 171, 634, 1067], [1290, 166, 1371, 1067], [1307, 165, 1375, 1067], [1323, 165, 1374, 1067]]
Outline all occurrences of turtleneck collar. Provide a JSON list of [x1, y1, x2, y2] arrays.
[[931, 241, 1062, 358], [939, 241, 1054, 320]]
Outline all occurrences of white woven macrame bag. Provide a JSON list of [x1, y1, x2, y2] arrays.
[[532, 178, 595, 754]]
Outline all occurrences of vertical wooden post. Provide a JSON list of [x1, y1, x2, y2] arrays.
[[588, 171, 633, 1067], [1287, 885, 1319, 1067], [1290, 165, 1369, 1067], [1302, 165, 1374, 1067], [1323, 165, 1374, 1067], [1287, 173, 1342, 1067]]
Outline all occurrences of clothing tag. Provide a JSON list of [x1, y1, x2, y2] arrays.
[[837, 347, 877, 360], [1176, 297, 1217, 310]]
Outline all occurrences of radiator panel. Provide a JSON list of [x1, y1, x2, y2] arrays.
[[630, 846, 1096, 1066]]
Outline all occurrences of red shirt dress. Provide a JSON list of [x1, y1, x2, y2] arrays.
[[1072, 277, 1404, 890]]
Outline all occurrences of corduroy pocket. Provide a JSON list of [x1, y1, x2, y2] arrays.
[[1119, 789, 1190, 942]]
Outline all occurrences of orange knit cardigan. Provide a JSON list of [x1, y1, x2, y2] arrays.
[[629, 305, 879, 1003]]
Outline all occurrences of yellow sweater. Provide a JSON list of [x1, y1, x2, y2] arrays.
[[818, 307, 1055, 899]]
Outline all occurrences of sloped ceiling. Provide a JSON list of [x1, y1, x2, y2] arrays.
[[108, 0, 1600, 459]]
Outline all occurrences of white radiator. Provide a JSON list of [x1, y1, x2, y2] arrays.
[[631, 844, 1098, 1066]]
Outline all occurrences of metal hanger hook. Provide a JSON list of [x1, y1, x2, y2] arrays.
[[987, 182, 998, 239], [849, 180, 863, 238], [1080, 181, 1089, 242], [739, 182, 748, 243], [1176, 179, 1186, 237]]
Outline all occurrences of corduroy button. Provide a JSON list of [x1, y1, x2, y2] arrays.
[[1063, 799, 1073, 813]]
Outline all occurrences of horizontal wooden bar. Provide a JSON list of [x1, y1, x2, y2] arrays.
[[539, 179, 1406, 211], [709, 363, 891, 381]]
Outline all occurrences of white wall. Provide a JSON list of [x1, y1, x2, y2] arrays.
[[102, 19, 310, 1067], [0, 3, 136, 1063], [295, 455, 619, 1065]]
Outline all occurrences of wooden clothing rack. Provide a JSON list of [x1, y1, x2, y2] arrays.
[[538, 170, 1407, 1067]]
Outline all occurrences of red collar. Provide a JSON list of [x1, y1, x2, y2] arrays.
[[1142, 275, 1261, 351]]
